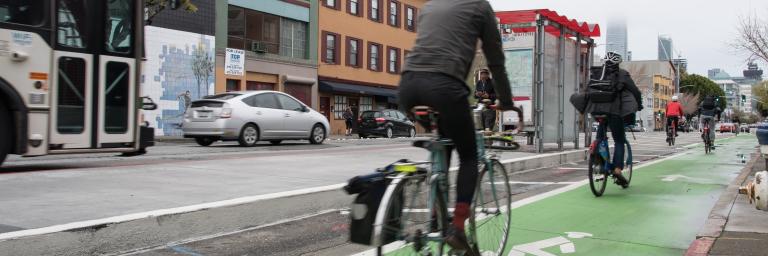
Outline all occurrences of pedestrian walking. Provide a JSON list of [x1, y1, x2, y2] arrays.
[[343, 107, 354, 136]]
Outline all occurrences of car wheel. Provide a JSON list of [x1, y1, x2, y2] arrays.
[[195, 137, 215, 147], [409, 127, 416, 138], [309, 124, 326, 144], [270, 140, 282, 145], [359, 133, 368, 139], [0, 103, 10, 166], [238, 124, 259, 147], [385, 127, 393, 139]]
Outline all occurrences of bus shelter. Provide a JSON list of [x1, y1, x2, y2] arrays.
[[495, 9, 600, 153]]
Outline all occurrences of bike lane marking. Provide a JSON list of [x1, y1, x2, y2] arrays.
[[373, 139, 703, 256], [497, 135, 753, 256]]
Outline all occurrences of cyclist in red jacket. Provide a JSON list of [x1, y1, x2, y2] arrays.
[[665, 95, 684, 141]]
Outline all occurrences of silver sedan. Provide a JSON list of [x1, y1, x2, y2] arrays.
[[182, 91, 330, 146]]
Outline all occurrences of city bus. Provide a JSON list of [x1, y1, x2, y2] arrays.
[[0, 0, 156, 166]]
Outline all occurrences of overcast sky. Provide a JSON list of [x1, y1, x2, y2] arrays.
[[489, 0, 767, 78]]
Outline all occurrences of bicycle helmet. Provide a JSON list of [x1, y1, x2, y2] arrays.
[[604, 51, 623, 66], [672, 95, 679, 101]]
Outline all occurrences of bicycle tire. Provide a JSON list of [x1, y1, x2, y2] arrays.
[[624, 143, 633, 186], [588, 153, 608, 197], [380, 175, 449, 256], [468, 159, 512, 256]]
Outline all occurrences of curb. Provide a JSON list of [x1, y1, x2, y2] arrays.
[[0, 149, 587, 256], [684, 147, 760, 256]]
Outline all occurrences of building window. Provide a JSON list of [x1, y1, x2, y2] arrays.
[[369, 42, 382, 71], [227, 5, 281, 54], [226, 79, 240, 92], [405, 5, 416, 31], [323, 0, 339, 10], [322, 31, 340, 64], [369, 0, 381, 22], [360, 97, 373, 112], [388, 0, 400, 27], [280, 18, 308, 59], [334, 95, 348, 119], [348, 0, 362, 16], [387, 46, 401, 73], [246, 81, 275, 91], [347, 37, 363, 68]]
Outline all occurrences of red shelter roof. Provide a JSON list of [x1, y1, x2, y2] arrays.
[[496, 9, 601, 38]]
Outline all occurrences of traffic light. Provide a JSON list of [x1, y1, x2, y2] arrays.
[[742, 95, 747, 104]]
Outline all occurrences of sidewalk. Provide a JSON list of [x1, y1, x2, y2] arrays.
[[688, 150, 768, 256]]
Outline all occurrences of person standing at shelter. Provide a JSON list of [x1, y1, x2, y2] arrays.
[[475, 68, 497, 130]]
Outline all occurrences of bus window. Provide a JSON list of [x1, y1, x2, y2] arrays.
[[57, 57, 87, 134], [104, 61, 129, 134], [57, 0, 88, 48], [0, 0, 44, 26], [105, 0, 132, 54]]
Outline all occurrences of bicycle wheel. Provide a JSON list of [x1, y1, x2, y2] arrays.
[[468, 159, 512, 256], [588, 153, 608, 197], [623, 143, 633, 186], [381, 175, 449, 256]]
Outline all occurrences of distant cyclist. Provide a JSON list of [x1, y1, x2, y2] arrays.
[[665, 95, 684, 142], [398, 0, 515, 250], [698, 95, 721, 150]]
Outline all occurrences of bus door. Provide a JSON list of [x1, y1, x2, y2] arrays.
[[50, 0, 137, 149]]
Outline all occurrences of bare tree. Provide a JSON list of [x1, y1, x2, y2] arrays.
[[680, 93, 700, 116], [734, 13, 768, 63], [192, 39, 214, 99]]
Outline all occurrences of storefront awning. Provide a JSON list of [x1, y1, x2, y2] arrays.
[[319, 81, 398, 98], [496, 9, 601, 38]]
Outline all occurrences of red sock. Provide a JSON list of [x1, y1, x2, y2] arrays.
[[452, 202, 470, 231]]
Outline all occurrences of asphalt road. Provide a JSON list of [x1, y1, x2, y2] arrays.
[[117, 131, 735, 256]]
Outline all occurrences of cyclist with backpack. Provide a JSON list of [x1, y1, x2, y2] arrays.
[[699, 95, 721, 150], [665, 96, 684, 143], [583, 52, 642, 187]]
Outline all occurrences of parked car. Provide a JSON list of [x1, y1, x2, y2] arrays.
[[182, 91, 330, 146], [357, 109, 416, 138], [720, 123, 736, 133], [740, 124, 751, 133]]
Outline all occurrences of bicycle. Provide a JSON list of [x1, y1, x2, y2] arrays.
[[588, 115, 633, 197], [666, 118, 677, 146], [702, 119, 712, 154], [370, 105, 523, 256]]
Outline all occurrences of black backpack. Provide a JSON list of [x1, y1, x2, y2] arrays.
[[701, 96, 716, 110], [587, 65, 620, 103]]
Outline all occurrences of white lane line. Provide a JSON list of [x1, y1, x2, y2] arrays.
[[114, 208, 342, 256], [0, 183, 347, 241], [350, 150, 690, 256], [502, 181, 580, 185], [633, 155, 660, 158]]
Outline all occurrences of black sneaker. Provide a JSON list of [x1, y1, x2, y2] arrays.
[[613, 173, 629, 188], [445, 225, 472, 252]]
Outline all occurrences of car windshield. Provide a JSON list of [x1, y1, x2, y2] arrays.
[[203, 93, 242, 100], [361, 111, 381, 119]]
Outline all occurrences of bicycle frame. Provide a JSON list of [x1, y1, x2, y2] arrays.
[[590, 117, 633, 172]]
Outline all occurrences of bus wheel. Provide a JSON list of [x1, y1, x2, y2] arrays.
[[0, 103, 11, 166]]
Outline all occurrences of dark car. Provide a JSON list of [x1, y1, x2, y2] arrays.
[[358, 109, 416, 138]]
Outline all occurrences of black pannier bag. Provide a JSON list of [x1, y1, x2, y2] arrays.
[[344, 171, 401, 245], [587, 65, 618, 103]]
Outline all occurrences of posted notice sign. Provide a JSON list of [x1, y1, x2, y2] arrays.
[[225, 48, 245, 76]]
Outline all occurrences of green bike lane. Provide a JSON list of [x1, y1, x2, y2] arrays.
[[495, 135, 756, 256]]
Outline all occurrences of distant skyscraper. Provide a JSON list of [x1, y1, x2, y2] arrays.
[[606, 17, 628, 58], [658, 35, 673, 61], [744, 62, 764, 81]]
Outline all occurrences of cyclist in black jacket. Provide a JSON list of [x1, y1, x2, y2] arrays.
[[398, 0, 515, 250]]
